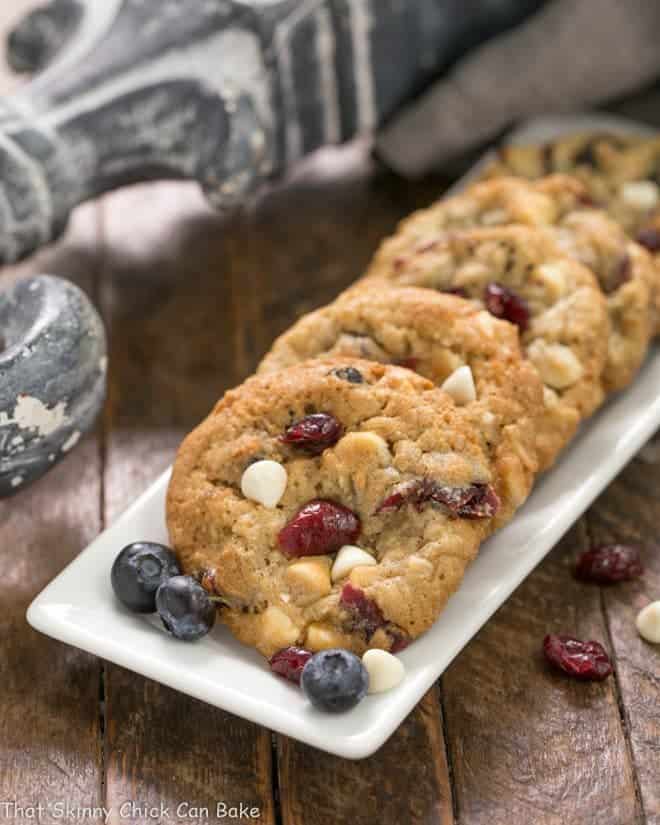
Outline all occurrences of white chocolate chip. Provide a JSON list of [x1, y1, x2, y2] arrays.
[[362, 649, 405, 694], [527, 341, 583, 390], [479, 207, 509, 226], [240, 460, 287, 508], [636, 601, 660, 643], [441, 365, 476, 405], [333, 431, 391, 466], [331, 545, 377, 582], [260, 606, 300, 649], [620, 181, 660, 211], [536, 263, 567, 301]]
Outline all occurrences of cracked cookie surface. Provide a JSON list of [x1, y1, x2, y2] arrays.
[[483, 132, 660, 333], [363, 225, 610, 469], [363, 175, 653, 391], [166, 358, 501, 658], [259, 287, 542, 519]]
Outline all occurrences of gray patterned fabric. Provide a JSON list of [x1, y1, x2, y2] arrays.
[[377, 0, 660, 175]]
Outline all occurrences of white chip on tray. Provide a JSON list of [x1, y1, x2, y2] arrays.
[[362, 649, 405, 694]]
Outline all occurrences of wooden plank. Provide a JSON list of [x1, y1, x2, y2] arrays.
[[0, 206, 104, 820], [587, 440, 660, 823], [98, 182, 276, 825], [243, 153, 455, 825], [278, 687, 453, 825], [441, 519, 641, 825]]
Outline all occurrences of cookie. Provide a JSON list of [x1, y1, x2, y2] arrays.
[[364, 174, 653, 391], [167, 358, 502, 658], [363, 225, 610, 469], [259, 286, 542, 518], [483, 132, 660, 332]]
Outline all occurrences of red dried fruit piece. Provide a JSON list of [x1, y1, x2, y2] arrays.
[[574, 544, 643, 584], [389, 632, 410, 653], [281, 413, 343, 455], [483, 282, 530, 332], [375, 478, 499, 519], [603, 254, 631, 294], [278, 499, 361, 558], [340, 583, 385, 636], [443, 286, 469, 298], [393, 356, 419, 371], [269, 646, 312, 684], [543, 634, 612, 681], [635, 226, 660, 252]]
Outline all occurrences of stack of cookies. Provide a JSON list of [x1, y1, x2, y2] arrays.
[[167, 131, 660, 661]]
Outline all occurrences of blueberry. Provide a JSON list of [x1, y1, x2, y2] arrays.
[[301, 649, 369, 712], [155, 575, 216, 641], [111, 542, 180, 613]]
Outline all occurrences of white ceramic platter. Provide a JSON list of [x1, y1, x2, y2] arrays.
[[28, 114, 659, 759]]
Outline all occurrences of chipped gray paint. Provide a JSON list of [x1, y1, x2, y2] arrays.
[[0, 275, 106, 497]]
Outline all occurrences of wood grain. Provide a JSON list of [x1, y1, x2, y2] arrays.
[[0, 206, 104, 822], [441, 520, 641, 825], [278, 687, 453, 825], [98, 182, 276, 825], [587, 440, 660, 824]]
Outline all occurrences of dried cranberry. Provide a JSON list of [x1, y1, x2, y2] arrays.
[[574, 544, 643, 584], [331, 366, 364, 384], [603, 254, 631, 294], [543, 634, 612, 681], [393, 356, 419, 371], [389, 632, 410, 653], [443, 286, 469, 298], [269, 646, 312, 684], [635, 227, 660, 252], [340, 583, 385, 636], [278, 499, 361, 558], [483, 282, 530, 332], [281, 413, 343, 455], [375, 478, 499, 519]]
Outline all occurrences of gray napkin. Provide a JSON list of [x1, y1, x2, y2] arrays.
[[376, 0, 660, 176]]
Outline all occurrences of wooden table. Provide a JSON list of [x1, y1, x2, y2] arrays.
[[1, 6, 658, 824]]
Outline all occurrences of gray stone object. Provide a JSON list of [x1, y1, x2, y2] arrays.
[[0, 275, 107, 497], [0, 0, 545, 495]]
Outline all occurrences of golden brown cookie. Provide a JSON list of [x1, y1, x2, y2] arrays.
[[259, 287, 542, 518], [483, 132, 660, 332], [363, 225, 610, 469], [363, 174, 653, 391], [167, 358, 503, 659]]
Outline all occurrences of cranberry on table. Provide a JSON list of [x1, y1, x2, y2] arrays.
[[483, 282, 530, 332], [278, 499, 361, 558], [543, 634, 613, 681], [281, 413, 343, 455], [574, 544, 643, 584], [270, 647, 313, 684]]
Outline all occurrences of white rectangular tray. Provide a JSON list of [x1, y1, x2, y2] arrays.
[[28, 113, 659, 759]]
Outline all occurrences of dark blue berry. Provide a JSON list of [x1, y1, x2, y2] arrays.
[[301, 649, 369, 712], [155, 576, 216, 641], [111, 542, 180, 613]]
